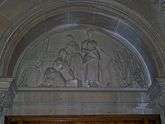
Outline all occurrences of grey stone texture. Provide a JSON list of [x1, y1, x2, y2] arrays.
[[8, 90, 151, 115], [0, 0, 165, 124]]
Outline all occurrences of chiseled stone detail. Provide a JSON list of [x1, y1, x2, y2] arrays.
[[157, 78, 165, 123], [0, 78, 16, 117], [148, 80, 161, 100], [0, 0, 165, 123], [148, 78, 165, 123], [151, 78, 165, 109], [15, 28, 150, 89]]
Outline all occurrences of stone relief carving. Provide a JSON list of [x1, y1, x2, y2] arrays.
[[0, 91, 5, 113], [158, 94, 165, 118], [147, 80, 165, 121], [17, 29, 149, 88], [111, 47, 147, 88], [0, 78, 16, 117]]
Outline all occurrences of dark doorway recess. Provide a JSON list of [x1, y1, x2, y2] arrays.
[[5, 115, 161, 124]]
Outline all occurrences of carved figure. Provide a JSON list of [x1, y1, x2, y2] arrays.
[[18, 29, 149, 89]]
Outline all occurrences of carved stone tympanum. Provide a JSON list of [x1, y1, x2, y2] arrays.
[[14, 27, 150, 89]]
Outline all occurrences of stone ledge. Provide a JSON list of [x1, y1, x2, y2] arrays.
[[17, 87, 148, 92]]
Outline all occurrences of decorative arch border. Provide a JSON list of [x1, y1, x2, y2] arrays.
[[0, 0, 164, 87]]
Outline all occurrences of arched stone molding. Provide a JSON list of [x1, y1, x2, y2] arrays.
[[0, 0, 164, 123], [0, 0, 164, 79]]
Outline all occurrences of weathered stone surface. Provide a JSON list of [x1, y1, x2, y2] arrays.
[[0, 0, 164, 124], [14, 28, 150, 89], [147, 78, 165, 124], [0, 78, 16, 123], [8, 89, 152, 115]]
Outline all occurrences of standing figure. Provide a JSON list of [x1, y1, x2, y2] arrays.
[[81, 29, 104, 86]]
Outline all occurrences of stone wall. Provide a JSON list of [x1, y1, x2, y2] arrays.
[[8, 88, 152, 115], [0, 0, 164, 124]]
